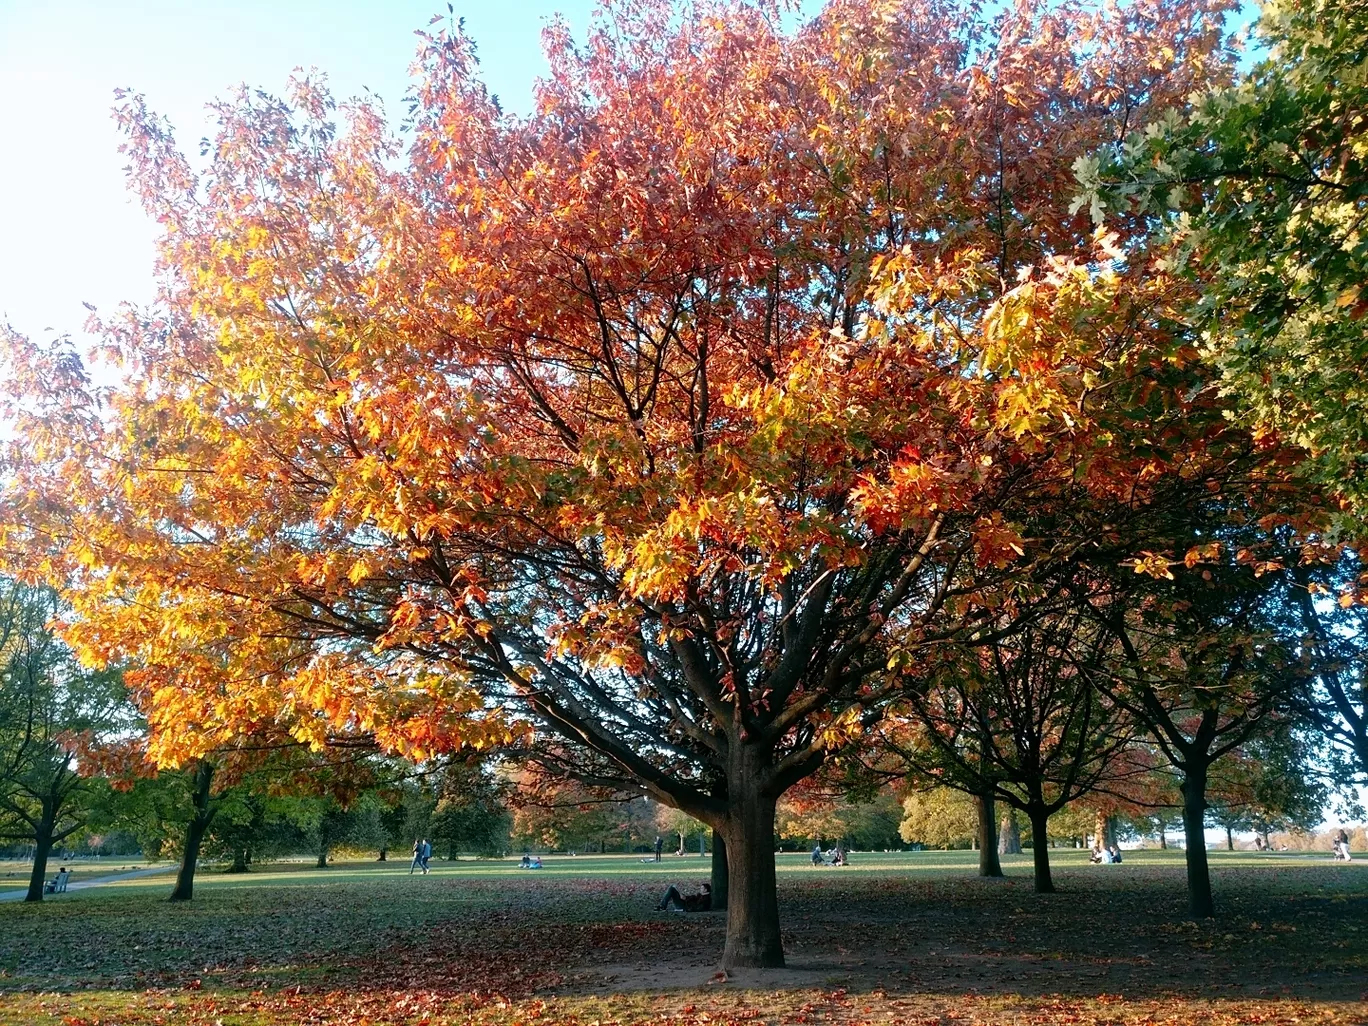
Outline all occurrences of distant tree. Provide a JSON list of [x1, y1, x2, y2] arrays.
[[377, 776, 437, 861], [1280, 543, 1368, 787], [777, 785, 903, 852], [200, 789, 314, 872], [1208, 730, 1326, 850], [430, 758, 509, 858], [891, 606, 1134, 892], [899, 787, 978, 850], [655, 803, 708, 857], [1089, 526, 1304, 918], [0, 581, 130, 902]]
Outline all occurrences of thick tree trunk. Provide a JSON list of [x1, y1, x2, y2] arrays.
[[1225, 825, 1234, 851], [1180, 763, 1214, 918], [228, 847, 249, 873], [999, 809, 1022, 855], [1028, 808, 1054, 894], [710, 829, 729, 911], [1158, 822, 1168, 849], [721, 792, 783, 968], [24, 803, 56, 903], [169, 761, 215, 902], [378, 847, 388, 862], [977, 792, 1003, 877], [317, 841, 329, 869]]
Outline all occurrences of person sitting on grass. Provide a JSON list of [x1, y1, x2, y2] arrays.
[[1108, 845, 1123, 864], [655, 881, 711, 912], [1090, 845, 1104, 864]]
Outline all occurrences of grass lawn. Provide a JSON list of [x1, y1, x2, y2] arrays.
[[0, 849, 1364, 1025]]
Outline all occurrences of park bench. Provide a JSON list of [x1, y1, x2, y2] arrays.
[[43, 869, 70, 894]]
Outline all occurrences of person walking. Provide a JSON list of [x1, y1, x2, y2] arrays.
[[410, 839, 424, 875], [420, 838, 432, 873]]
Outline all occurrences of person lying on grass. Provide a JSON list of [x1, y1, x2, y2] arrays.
[[655, 881, 711, 911]]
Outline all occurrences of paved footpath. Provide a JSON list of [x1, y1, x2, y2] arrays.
[[0, 864, 175, 902]]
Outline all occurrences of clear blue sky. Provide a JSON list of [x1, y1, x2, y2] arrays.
[[0, 0, 595, 342]]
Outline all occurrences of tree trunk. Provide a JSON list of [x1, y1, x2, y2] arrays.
[[228, 847, 248, 873], [169, 760, 215, 902], [1180, 763, 1214, 918], [1158, 822, 1167, 849], [721, 797, 782, 968], [317, 840, 329, 868], [378, 847, 388, 862], [999, 809, 1022, 855], [24, 802, 56, 903], [977, 792, 1003, 877], [1094, 811, 1116, 851], [710, 828, 729, 911], [1028, 808, 1054, 894], [1225, 825, 1234, 851]]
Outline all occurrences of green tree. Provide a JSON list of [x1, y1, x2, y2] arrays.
[[0, 581, 130, 902], [1208, 730, 1326, 849], [1078, 0, 1368, 511], [430, 759, 509, 858]]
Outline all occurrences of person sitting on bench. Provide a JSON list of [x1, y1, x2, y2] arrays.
[[44, 868, 70, 894], [654, 881, 711, 911]]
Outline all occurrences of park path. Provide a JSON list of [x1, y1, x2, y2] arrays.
[[0, 864, 175, 903]]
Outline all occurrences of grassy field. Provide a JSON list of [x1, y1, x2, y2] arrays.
[[0, 849, 1364, 1025]]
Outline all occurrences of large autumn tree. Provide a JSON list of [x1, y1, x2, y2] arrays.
[[0, 0, 1239, 966]]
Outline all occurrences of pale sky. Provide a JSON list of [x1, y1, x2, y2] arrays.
[[0, 0, 1257, 348], [0, 0, 595, 343]]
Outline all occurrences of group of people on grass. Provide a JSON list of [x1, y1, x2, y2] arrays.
[[518, 854, 544, 869], [1090, 844, 1124, 864], [810, 843, 848, 866]]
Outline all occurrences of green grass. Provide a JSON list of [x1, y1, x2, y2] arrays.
[[1, 849, 1364, 1026]]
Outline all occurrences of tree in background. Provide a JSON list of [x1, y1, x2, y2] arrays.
[[776, 777, 904, 853], [430, 758, 510, 859], [890, 605, 1135, 892], [899, 788, 979, 850], [1280, 541, 1368, 788], [1089, 524, 1306, 918], [655, 803, 709, 857], [1207, 730, 1326, 849], [0, 581, 131, 902]]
